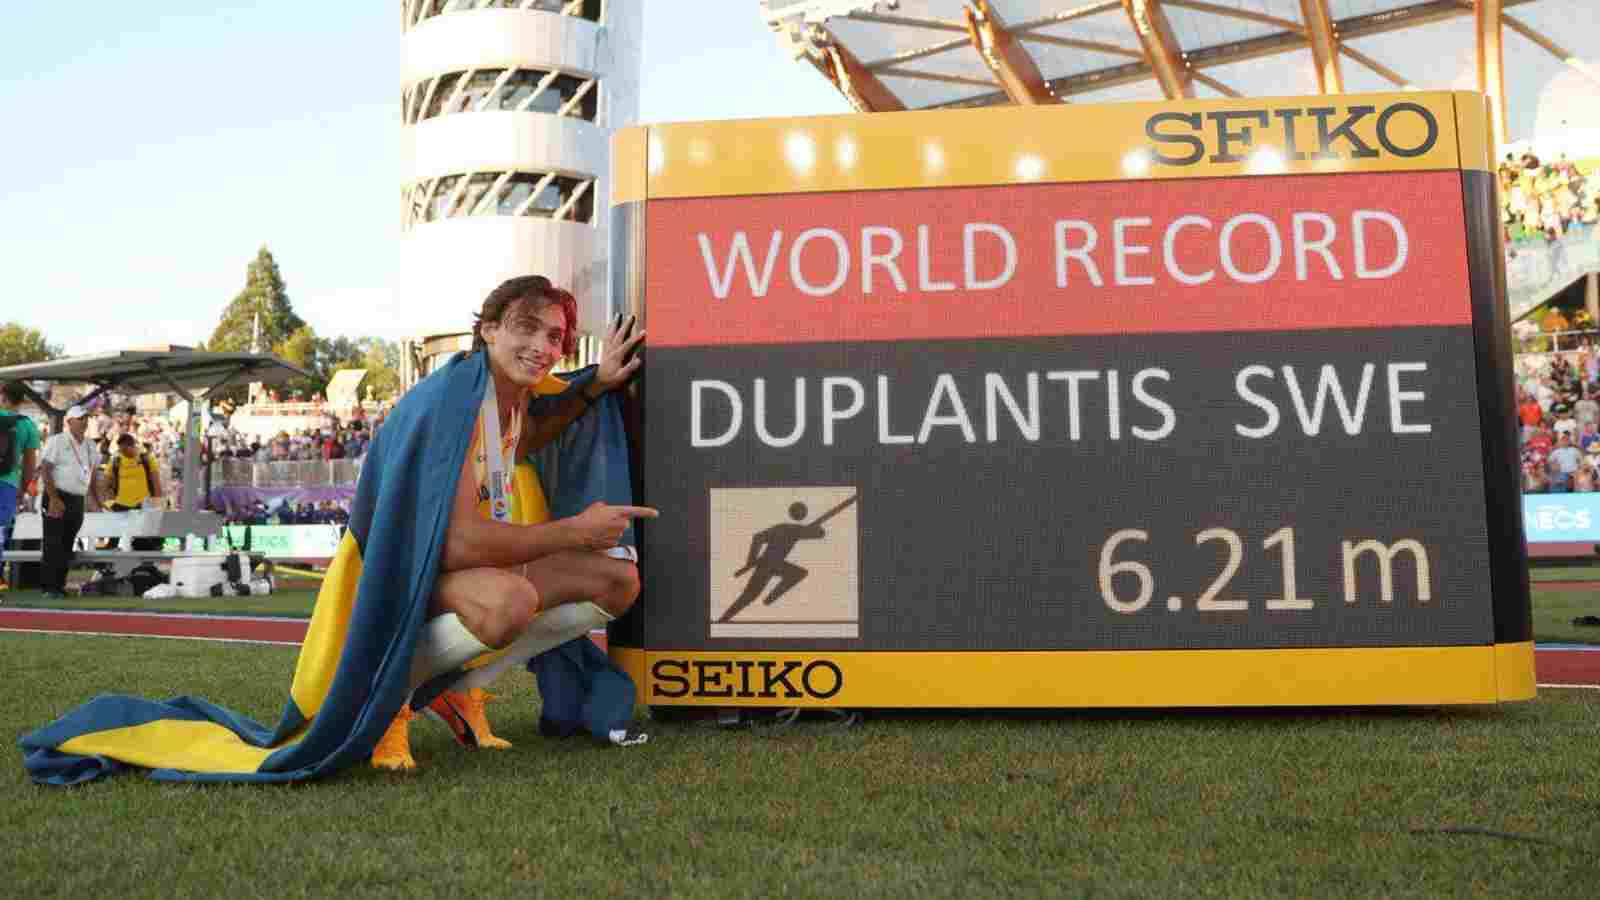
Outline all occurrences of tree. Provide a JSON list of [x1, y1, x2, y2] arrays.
[[318, 336, 364, 375], [357, 338, 401, 400], [0, 322, 62, 368], [208, 246, 306, 354], [275, 325, 325, 400]]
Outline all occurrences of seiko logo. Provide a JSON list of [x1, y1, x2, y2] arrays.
[[651, 658, 843, 700], [1145, 102, 1439, 166]]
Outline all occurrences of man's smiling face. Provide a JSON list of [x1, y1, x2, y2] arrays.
[[482, 297, 567, 390]]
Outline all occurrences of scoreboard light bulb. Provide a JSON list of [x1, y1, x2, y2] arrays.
[[923, 141, 946, 176], [1248, 146, 1288, 175], [1014, 153, 1046, 181], [785, 131, 818, 175], [834, 135, 859, 170], [1121, 149, 1152, 178], [647, 135, 665, 176]]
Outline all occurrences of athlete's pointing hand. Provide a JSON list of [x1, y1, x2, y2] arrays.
[[569, 500, 658, 551]]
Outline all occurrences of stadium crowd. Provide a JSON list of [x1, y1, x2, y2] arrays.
[[1500, 151, 1599, 242], [5, 399, 385, 517], [1516, 341, 1600, 493], [228, 499, 350, 526]]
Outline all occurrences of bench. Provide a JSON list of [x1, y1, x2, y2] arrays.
[[3, 550, 237, 580]]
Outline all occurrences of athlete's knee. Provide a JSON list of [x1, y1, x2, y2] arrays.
[[595, 562, 640, 618], [483, 572, 540, 647]]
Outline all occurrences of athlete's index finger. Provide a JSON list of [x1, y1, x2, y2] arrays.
[[615, 505, 659, 519]]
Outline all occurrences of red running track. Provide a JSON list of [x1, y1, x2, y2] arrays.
[[0, 608, 309, 644], [0, 608, 1586, 686]]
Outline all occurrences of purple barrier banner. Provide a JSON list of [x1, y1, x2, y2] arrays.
[[207, 486, 355, 520]]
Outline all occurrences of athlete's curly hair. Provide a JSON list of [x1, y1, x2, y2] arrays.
[[471, 275, 578, 357]]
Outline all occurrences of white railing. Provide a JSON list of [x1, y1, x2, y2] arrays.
[[207, 458, 365, 488], [1515, 327, 1600, 356]]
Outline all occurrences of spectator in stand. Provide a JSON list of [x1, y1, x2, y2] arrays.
[[86, 407, 112, 443], [1576, 465, 1595, 493], [1549, 432, 1583, 492], [1524, 459, 1549, 493], [109, 407, 135, 445], [1519, 389, 1545, 436], [1579, 421, 1600, 453], [38, 406, 106, 599], [1553, 404, 1579, 437], [1576, 389, 1600, 432], [322, 430, 345, 461], [1525, 423, 1554, 463], [1535, 374, 1557, 413], [1548, 352, 1575, 392]]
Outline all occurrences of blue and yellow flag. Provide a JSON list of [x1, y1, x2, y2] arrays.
[[19, 351, 616, 785]]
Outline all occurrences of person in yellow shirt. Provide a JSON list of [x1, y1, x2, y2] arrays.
[[105, 434, 163, 550]]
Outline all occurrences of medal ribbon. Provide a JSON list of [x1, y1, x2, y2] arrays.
[[477, 377, 522, 524]]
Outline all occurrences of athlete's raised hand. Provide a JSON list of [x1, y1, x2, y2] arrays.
[[590, 314, 645, 396], [568, 500, 658, 551]]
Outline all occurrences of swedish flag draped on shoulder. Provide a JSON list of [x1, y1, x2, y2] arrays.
[[20, 350, 635, 785]]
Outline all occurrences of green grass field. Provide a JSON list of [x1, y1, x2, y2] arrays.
[[3, 633, 1598, 898], [6, 580, 1600, 644], [1529, 565, 1600, 582], [0, 588, 320, 618]]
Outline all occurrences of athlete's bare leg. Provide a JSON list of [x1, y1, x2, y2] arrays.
[[519, 551, 640, 618], [426, 550, 636, 648], [428, 568, 541, 648]]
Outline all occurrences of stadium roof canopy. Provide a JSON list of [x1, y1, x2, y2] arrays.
[[761, 1, 1600, 144], [0, 347, 308, 420]]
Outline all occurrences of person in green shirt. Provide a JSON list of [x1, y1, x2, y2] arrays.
[[1, 382, 43, 592]]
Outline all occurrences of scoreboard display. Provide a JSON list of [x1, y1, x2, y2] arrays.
[[608, 92, 1534, 708]]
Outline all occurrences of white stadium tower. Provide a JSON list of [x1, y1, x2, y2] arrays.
[[399, 0, 642, 380]]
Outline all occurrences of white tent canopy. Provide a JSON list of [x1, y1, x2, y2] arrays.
[[325, 368, 369, 405], [0, 346, 309, 513]]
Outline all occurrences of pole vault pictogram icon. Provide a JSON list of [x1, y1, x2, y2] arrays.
[[708, 486, 861, 639], [719, 494, 858, 623]]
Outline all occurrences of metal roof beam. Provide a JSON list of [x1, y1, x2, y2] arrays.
[[807, 25, 907, 112], [1121, 0, 1194, 99], [877, 68, 1002, 88], [1191, 71, 1240, 97], [1020, 32, 1143, 58], [1300, 0, 1344, 93], [965, 0, 1059, 104], [1477, 0, 1508, 147], [934, 0, 1539, 109]]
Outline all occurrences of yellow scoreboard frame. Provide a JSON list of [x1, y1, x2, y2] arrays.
[[608, 91, 1536, 708]]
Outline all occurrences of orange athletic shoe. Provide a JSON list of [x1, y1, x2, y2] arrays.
[[426, 688, 512, 750], [370, 704, 417, 771]]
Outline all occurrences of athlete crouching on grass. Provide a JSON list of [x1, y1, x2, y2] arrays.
[[371, 275, 655, 770]]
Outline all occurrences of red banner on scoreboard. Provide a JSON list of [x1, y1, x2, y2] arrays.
[[646, 171, 1471, 348]]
